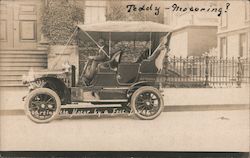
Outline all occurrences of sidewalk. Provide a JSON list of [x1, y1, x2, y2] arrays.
[[0, 86, 249, 111], [0, 87, 28, 111], [164, 87, 249, 106]]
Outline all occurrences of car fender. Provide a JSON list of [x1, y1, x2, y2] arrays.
[[28, 77, 71, 105], [127, 81, 161, 98]]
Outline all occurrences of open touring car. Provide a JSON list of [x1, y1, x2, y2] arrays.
[[22, 21, 172, 123]]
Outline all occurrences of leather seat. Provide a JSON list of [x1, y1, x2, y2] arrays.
[[98, 51, 122, 72], [139, 48, 166, 74]]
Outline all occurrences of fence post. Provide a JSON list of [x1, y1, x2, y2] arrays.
[[237, 57, 242, 87], [205, 54, 209, 87]]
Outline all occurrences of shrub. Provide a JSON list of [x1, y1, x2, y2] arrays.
[[41, 0, 84, 45]]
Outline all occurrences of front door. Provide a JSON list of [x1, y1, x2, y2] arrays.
[[0, 0, 13, 49], [0, 0, 41, 50], [117, 63, 140, 84]]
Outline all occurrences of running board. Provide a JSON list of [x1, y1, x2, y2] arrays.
[[61, 103, 123, 109], [83, 99, 128, 103]]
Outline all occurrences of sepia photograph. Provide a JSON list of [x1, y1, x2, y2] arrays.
[[0, 0, 249, 157]]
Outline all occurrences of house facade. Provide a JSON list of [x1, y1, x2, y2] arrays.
[[0, 0, 109, 108], [0, 0, 248, 108], [0, 0, 47, 87], [0, 0, 85, 88], [163, 1, 218, 57], [217, 1, 250, 58]]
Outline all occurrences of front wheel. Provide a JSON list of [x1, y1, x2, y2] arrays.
[[130, 86, 164, 120], [24, 88, 61, 123]]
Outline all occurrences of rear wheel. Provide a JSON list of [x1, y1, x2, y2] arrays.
[[130, 86, 164, 120], [24, 88, 61, 123]]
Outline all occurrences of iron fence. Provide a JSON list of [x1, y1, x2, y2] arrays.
[[163, 55, 250, 88]]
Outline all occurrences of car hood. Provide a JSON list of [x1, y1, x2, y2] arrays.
[[22, 68, 68, 84]]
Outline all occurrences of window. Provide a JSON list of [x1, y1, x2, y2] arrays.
[[220, 12, 227, 27], [85, 1, 106, 24], [220, 37, 227, 58], [239, 33, 248, 57], [164, 9, 171, 25], [245, 1, 250, 21]]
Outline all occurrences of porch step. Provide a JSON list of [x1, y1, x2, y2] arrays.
[[0, 70, 28, 76], [0, 62, 47, 67], [0, 50, 47, 55], [0, 50, 48, 87], [0, 53, 47, 58], [0, 67, 46, 71], [0, 57, 47, 63], [0, 75, 22, 81], [0, 80, 25, 87]]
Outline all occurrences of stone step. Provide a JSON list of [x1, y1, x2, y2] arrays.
[[0, 54, 47, 59], [0, 50, 48, 87], [0, 50, 47, 55], [0, 80, 25, 87], [0, 57, 47, 63], [0, 75, 22, 81], [0, 66, 46, 71], [0, 62, 47, 67], [0, 70, 28, 76]]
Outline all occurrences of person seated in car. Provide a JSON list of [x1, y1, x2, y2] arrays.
[[84, 39, 108, 81], [84, 39, 121, 84]]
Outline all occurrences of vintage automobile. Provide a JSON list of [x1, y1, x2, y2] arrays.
[[22, 21, 172, 123]]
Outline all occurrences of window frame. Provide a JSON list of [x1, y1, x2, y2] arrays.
[[239, 33, 248, 57], [84, 1, 106, 24], [245, 1, 250, 22], [220, 12, 228, 28], [220, 37, 227, 58]]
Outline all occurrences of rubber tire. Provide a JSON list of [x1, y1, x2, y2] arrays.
[[24, 88, 61, 123], [130, 86, 164, 120]]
